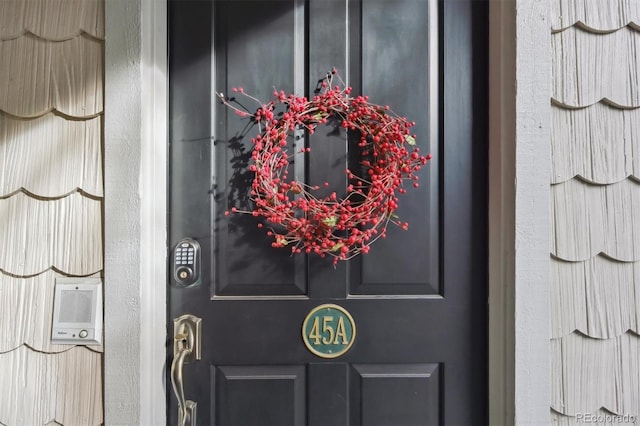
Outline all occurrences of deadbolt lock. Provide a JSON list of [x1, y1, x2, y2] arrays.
[[172, 238, 201, 287]]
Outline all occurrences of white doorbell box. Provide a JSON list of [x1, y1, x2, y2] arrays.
[[51, 277, 102, 345]]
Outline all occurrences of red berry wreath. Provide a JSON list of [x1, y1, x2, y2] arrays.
[[219, 70, 431, 265]]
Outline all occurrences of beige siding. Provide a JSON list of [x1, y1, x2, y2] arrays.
[[552, 104, 640, 183], [553, 27, 640, 107], [551, 1, 640, 422], [551, 256, 640, 339], [552, 332, 640, 415], [0, 35, 103, 118], [0, 346, 102, 426], [0, 115, 103, 197], [552, 0, 640, 33], [0, 0, 104, 40], [551, 179, 640, 262], [0, 193, 102, 276], [552, 408, 639, 425], [0, 2, 103, 425]]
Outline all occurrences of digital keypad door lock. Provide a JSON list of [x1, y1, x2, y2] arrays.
[[172, 238, 201, 287]]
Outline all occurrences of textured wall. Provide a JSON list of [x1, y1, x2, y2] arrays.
[[0, 1, 104, 425], [103, 0, 168, 423], [551, 0, 640, 423]]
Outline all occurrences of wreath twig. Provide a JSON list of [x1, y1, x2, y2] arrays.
[[219, 70, 431, 265]]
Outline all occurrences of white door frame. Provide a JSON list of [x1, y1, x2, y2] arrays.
[[103, 0, 550, 424], [104, 0, 167, 424]]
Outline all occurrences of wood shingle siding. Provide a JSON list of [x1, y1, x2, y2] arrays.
[[0, 0, 104, 41], [552, 179, 640, 262], [552, 332, 640, 416], [551, 1, 640, 422], [553, 27, 640, 108], [0, 115, 102, 198], [552, 104, 640, 184], [552, 0, 640, 33], [0, 35, 102, 118], [0, 270, 103, 353], [0, 2, 103, 423], [0, 193, 102, 276], [551, 256, 639, 339], [0, 346, 102, 426], [552, 408, 639, 425]]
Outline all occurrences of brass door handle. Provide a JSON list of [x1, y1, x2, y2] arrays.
[[170, 315, 201, 426]]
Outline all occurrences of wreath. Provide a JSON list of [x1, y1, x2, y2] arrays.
[[219, 70, 431, 265]]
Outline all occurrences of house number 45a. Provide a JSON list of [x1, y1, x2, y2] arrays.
[[302, 304, 356, 359]]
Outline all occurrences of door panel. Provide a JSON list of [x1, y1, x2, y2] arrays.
[[214, 365, 306, 426], [357, 0, 437, 292], [214, 0, 306, 296], [169, 0, 488, 424], [350, 364, 440, 426]]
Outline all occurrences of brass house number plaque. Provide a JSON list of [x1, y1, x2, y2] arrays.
[[302, 304, 356, 358]]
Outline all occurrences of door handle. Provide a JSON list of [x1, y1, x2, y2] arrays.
[[171, 315, 201, 426]]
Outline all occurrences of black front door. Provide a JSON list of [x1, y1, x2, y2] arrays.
[[168, 0, 487, 424]]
